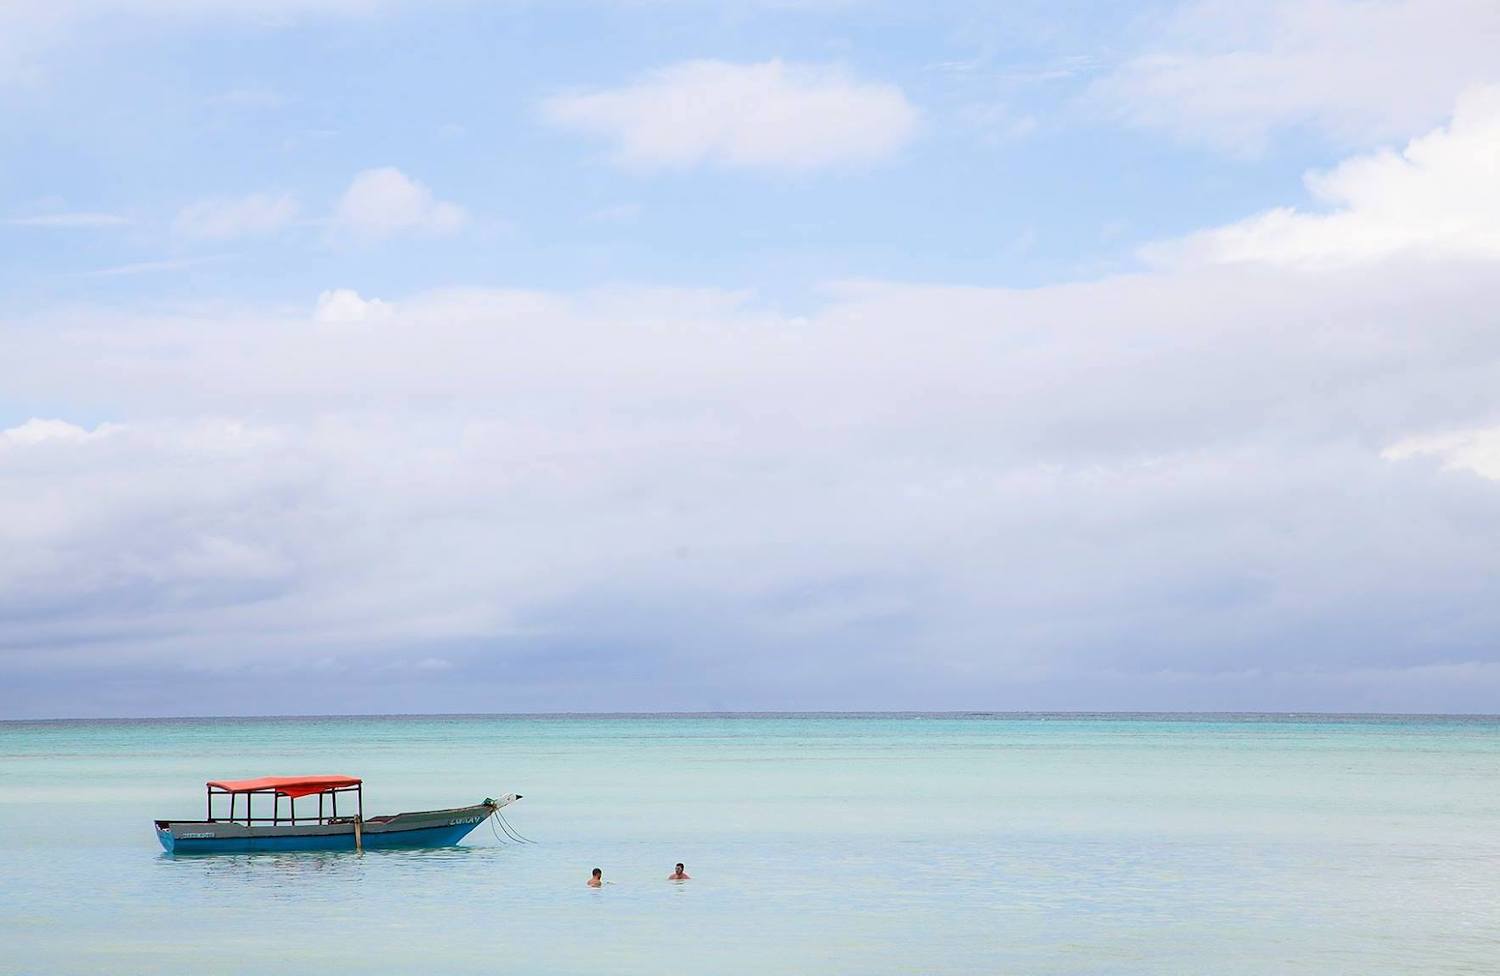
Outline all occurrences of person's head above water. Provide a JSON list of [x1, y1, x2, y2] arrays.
[[669, 862, 690, 879], [592, 868, 602, 878]]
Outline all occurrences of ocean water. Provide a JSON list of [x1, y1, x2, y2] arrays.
[[1, 714, 1497, 975]]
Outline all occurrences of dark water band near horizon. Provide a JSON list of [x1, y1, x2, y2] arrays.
[[3, 713, 1497, 974]]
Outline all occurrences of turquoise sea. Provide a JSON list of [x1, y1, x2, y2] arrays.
[[2, 714, 1498, 975]]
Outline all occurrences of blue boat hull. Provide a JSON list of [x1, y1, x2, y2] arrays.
[[158, 820, 485, 854], [153, 799, 509, 855]]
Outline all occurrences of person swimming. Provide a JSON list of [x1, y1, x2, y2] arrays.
[[588, 867, 602, 887], [667, 862, 690, 880]]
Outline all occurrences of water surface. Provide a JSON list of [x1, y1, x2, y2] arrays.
[[2, 714, 1497, 974]]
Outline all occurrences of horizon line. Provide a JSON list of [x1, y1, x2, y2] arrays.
[[6, 709, 1500, 724]]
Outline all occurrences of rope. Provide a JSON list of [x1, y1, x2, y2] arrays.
[[496, 808, 535, 844]]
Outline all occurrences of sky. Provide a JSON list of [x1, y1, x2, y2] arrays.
[[2, 0, 1499, 718]]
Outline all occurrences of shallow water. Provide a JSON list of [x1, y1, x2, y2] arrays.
[[2, 714, 1497, 975]]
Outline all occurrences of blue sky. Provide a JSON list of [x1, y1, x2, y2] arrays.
[[3, 0, 1500, 717], [1, 0, 1318, 307]]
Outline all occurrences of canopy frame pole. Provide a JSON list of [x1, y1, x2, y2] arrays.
[[202, 781, 362, 825]]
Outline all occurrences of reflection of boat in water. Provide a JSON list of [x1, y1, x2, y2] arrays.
[[154, 775, 521, 854]]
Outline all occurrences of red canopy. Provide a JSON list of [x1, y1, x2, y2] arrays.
[[207, 775, 361, 798]]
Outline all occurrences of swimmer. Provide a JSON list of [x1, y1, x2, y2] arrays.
[[588, 867, 603, 887], [667, 862, 690, 880]]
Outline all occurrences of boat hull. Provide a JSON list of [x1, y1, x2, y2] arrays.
[[155, 802, 495, 854]]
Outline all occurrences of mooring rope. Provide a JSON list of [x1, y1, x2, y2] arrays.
[[496, 808, 535, 844]]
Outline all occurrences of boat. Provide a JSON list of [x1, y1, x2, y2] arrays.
[[153, 775, 521, 854]]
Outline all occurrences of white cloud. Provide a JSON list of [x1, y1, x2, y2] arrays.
[[174, 191, 299, 240], [1, 418, 116, 447], [1151, 86, 1500, 268], [6, 212, 128, 228], [331, 167, 467, 241], [1383, 427, 1500, 481], [1091, 0, 1500, 151], [314, 288, 394, 324], [543, 59, 918, 171]]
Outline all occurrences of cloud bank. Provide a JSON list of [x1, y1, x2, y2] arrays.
[[4, 167, 1500, 714]]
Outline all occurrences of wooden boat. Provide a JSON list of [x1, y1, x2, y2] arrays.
[[154, 775, 521, 854]]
